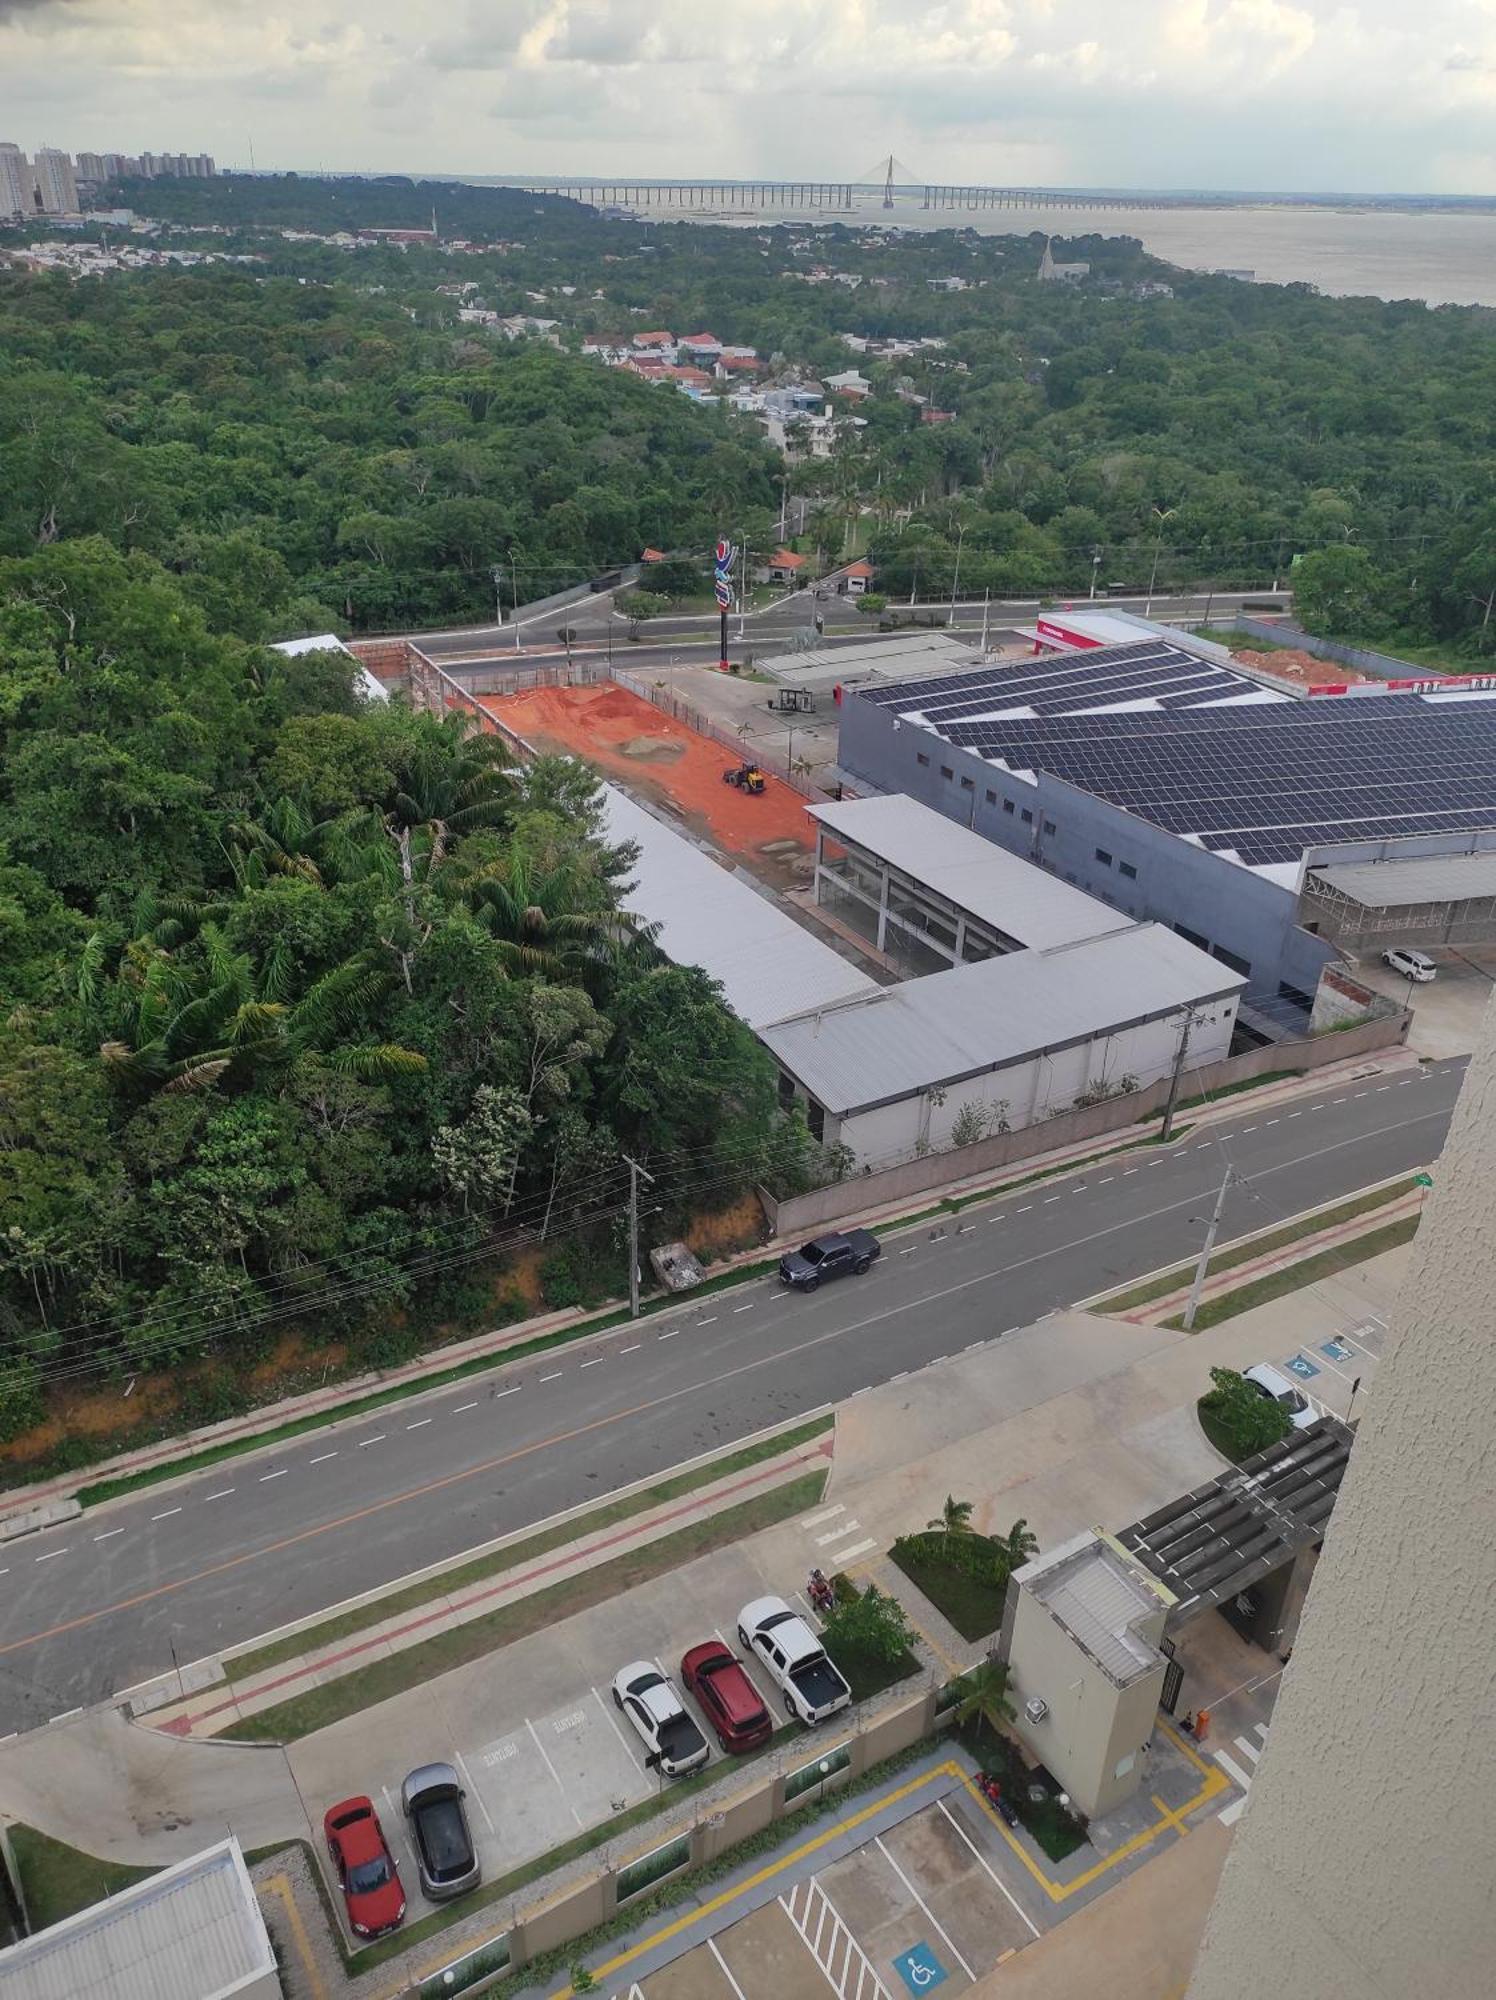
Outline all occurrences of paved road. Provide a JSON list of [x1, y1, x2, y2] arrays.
[[0, 1061, 1455, 1733], [410, 589, 1278, 662]]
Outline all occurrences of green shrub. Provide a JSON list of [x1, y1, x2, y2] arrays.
[[1199, 1366, 1292, 1461]]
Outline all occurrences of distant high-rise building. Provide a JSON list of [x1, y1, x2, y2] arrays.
[[32, 146, 78, 214], [0, 142, 30, 220], [74, 151, 107, 183], [103, 153, 132, 179]]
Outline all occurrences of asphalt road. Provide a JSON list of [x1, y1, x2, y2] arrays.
[[0, 1060, 1457, 1734]]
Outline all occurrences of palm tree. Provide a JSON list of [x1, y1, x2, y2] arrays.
[[465, 846, 638, 982], [999, 1519, 1040, 1575], [954, 1658, 1016, 1742], [927, 1494, 974, 1559], [99, 930, 426, 1096]]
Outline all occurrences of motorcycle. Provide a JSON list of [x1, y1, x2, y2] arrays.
[[807, 1568, 836, 1617], [977, 1772, 1020, 1828]]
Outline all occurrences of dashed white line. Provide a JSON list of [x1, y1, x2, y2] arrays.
[[151, 1507, 182, 1521], [657, 1330, 680, 1342], [1265, 1118, 1280, 1126], [1331, 1097, 1347, 1104], [1097, 1176, 1115, 1185], [1042, 1195, 1063, 1204], [1375, 1085, 1392, 1093], [1015, 1205, 1032, 1214], [1241, 1125, 1257, 1134], [733, 1303, 756, 1313], [93, 1529, 124, 1543], [619, 1343, 641, 1354], [356, 1436, 385, 1449], [697, 1315, 718, 1326], [453, 1401, 478, 1413], [308, 1453, 338, 1465], [205, 1487, 235, 1500], [538, 1371, 564, 1383], [1123, 1167, 1139, 1176], [406, 1418, 432, 1430], [493, 1385, 521, 1400], [34, 1549, 67, 1563], [1287, 1111, 1302, 1119], [259, 1468, 289, 1481], [579, 1356, 605, 1369], [899, 1246, 917, 1255]]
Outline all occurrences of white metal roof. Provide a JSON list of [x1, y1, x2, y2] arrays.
[[599, 785, 877, 1029], [808, 794, 1121, 949], [759, 923, 1243, 1113], [1026, 1539, 1163, 1686], [1309, 850, 1496, 907], [761, 631, 981, 694], [0, 1839, 275, 2000]]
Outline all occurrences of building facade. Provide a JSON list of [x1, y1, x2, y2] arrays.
[[0, 144, 29, 220], [30, 147, 78, 214]]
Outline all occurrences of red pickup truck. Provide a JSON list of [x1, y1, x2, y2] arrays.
[[681, 1640, 773, 1753]]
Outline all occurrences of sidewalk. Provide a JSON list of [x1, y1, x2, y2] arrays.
[[0, 1043, 1418, 1528]]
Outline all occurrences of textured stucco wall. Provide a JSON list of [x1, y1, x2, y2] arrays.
[[1186, 987, 1496, 1998]]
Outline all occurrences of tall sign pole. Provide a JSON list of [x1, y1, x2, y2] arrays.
[[713, 537, 734, 672]]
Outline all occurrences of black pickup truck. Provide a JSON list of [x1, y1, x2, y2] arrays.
[[777, 1229, 882, 1292]]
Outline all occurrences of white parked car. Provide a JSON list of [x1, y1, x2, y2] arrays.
[[1382, 947, 1436, 983], [738, 1596, 852, 1726], [611, 1662, 710, 1776], [1243, 1362, 1317, 1431]]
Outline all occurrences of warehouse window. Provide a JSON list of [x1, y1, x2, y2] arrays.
[[1043, 819, 1057, 837], [940, 765, 954, 780], [985, 789, 997, 805], [1002, 798, 1015, 815], [960, 775, 974, 791], [1176, 922, 1210, 952], [1119, 861, 1137, 880], [807, 1100, 825, 1142], [1020, 807, 1033, 825], [1095, 847, 1113, 867], [916, 752, 930, 767], [1213, 944, 1252, 977]]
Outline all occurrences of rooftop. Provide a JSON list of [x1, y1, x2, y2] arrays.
[[854, 639, 1496, 869], [599, 785, 876, 1030], [272, 633, 389, 706], [759, 922, 1242, 1114], [763, 630, 980, 696], [0, 1839, 275, 2000], [1308, 848, 1496, 907], [1021, 1534, 1168, 1687], [809, 793, 1122, 950]]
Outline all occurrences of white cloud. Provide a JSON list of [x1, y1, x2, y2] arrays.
[[1, 0, 1493, 189]]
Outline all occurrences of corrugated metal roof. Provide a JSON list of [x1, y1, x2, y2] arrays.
[[0, 1839, 275, 2000], [599, 786, 877, 1029], [808, 794, 1119, 949], [1028, 1542, 1162, 1686], [759, 923, 1243, 1113], [1310, 850, 1496, 907], [762, 631, 980, 694]]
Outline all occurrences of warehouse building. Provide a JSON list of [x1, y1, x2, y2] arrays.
[[837, 638, 1496, 1029], [759, 923, 1243, 1162], [1300, 843, 1496, 953]]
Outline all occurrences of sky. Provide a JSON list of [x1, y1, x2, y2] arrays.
[[2, 0, 1495, 194]]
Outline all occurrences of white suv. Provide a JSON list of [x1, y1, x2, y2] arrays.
[[1243, 1362, 1317, 1431], [1382, 947, 1436, 983], [611, 1663, 710, 1776]]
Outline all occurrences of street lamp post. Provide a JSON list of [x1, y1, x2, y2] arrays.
[[1089, 550, 1102, 600], [1145, 508, 1177, 617], [948, 524, 965, 626]]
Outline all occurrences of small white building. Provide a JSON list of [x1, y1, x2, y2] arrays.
[[760, 923, 1243, 1162], [0, 1838, 279, 2000], [825, 368, 872, 399]]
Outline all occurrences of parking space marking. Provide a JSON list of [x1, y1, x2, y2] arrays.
[[874, 1833, 975, 1980], [454, 1750, 495, 1833], [525, 1716, 584, 1826], [592, 1684, 645, 1768], [707, 1935, 751, 2000], [935, 1794, 1040, 1939], [781, 1874, 890, 2000]]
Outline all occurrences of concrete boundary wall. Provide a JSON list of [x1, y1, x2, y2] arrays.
[[761, 1011, 1409, 1240], [1213, 617, 1439, 683]]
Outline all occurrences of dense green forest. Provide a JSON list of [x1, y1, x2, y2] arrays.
[[11, 172, 1496, 650], [0, 539, 814, 1456]]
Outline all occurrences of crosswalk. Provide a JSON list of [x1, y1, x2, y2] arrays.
[[800, 1501, 878, 1568], [781, 1874, 890, 2000], [1215, 1720, 1268, 1826]]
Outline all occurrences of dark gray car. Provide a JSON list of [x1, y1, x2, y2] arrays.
[[400, 1762, 481, 1901]]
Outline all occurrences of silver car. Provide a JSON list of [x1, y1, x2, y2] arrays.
[[400, 1762, 481, 1901]]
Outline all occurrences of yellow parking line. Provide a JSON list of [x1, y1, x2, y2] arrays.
[[1151, 1793, 1191, 1837], [552, 1764, 951, 1998], [259, 1873, 328, 2000]]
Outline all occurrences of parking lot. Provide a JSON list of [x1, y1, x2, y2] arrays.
[[296, 1526, 834, 1936], [623, 1783, 1041, 1999]]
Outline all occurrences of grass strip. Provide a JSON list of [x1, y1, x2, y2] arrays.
[[1095, 1177, 1417, 1315], [229, 1415, 834, 1683], [75, 1256, 782, 1510], [222, 1471, 827, 1744], [1142, 1069, 1300, 1121], [1165, 1214, 1420, 1330], [887, 1540, 1008, 1645], [6, 1826, 157, 1931]]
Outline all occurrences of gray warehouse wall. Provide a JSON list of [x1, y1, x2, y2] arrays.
[[838, 694, 1338, 1005]]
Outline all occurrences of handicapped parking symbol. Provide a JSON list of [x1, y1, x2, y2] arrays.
[[894, 1942, 948, 1993], [1284, 1352, 1320, 1379]]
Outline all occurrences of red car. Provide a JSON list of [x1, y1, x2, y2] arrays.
[[324, 1796, 405, 1939], [681, 1641, 773, 1754]]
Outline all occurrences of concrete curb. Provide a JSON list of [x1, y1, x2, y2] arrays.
[[0, 1498, 80, 1545]]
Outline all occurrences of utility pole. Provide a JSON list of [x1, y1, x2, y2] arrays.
[[624, 1154, 654, 1318], [1184, 1166, 1235, 1331], [948, 524, 965, 625], [980, 587, 991, 653], [511, 555, 522, 650], [1161, 1007, 1198, 1141]]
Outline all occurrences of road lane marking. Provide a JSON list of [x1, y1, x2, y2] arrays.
[[733, 1303, 755, 1313], [802, 1504, 844, 1528], [816, 1519, 861, 1545], [8, 1097, 1456, 1660], [406, 1418, 432, 1430], [1097, 1177, 1115, 1185], [834, 1538, 878, 1562], [1241, 1125, 1257, 1133], [579, 1357, 605, 1369], [695, 1316, 718, 1326], [1015, 1205, 1032, 1214], [493, 1385, 521, 1399], [356, 1436, 385, 1448], [259, 1469, 288, 1481], [33, 1550, 67, 1563], [308, 1453, 338, 1465], [619, 1343, 641, 1354], [93, 1529, 124, 1543], [453, 1402, 478, 1413], [205, 1488, 235, 1500], [1123, 1167, 1139, 1176], [538, 1372, 564, 1383], [151, 1508, 182, 1521], [1043, 1195, 1063, 1204], [657, 1330, 680, 1341]]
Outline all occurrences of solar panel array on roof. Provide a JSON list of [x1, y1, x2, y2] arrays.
[[858, 643, 1496, 867]]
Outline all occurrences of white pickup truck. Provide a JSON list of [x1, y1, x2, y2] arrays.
[[738, 1596, 852, 1727]]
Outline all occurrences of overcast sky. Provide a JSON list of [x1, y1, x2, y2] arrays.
[[3, 1, 1494, 193]]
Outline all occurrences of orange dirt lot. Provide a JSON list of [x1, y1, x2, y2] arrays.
[[480, 681, 816, 888]]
